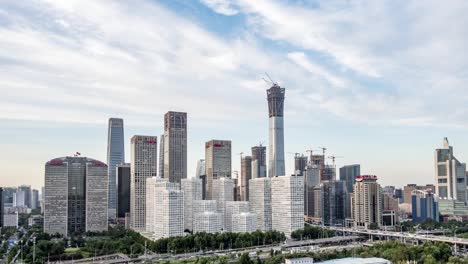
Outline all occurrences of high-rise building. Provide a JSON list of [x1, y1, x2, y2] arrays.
[[31, 189, 39, 209], [159, 134, 165, 178], [304, 153, 321, 220], [107, 118, 125, 220], [212, 177, 235, 230], [205, 140, 232, 199], [435, 137, 467, 202], [267, 84, 285, 177], [117, 163, 130, 219], [339, 165, 361, 194], [322, 165, 336, 182], [294, 155, 308, 176], [16, 185, 31, 208], [0, 188, 3, 228], [249, 178, 272, 231], [130, 135, 158, 231], [271, 176, 304, 236], [181, 178, 203, 231], [320, 181, 347, 226], [196, 159, 207, 199], [240, 156, 252, 201], [193, 211, 223, 234], [383, 193, 400, 226], [164, 111, 187, 183], [225, 201, 249, 232], [193, 200, 218, 216], [2, 188, 15, 209], [146, 177, 183, 239], [251, 145, 266, 178], [44, 157, 108, 236], [403, 184, 435, 204], [412, 190, 439, 223], [351, 175, 382, 229], [310, 155, 325, 180], [232, 212, 257, 233]]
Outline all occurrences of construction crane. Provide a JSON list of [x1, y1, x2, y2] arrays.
[[237, 152, 244, 159], [287, 152, 301, 158], [262, 72, 278, 86], [318, 147, 327, 156], [327, 155, 344, 168]]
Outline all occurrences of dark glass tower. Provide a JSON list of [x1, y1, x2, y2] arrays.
[[107, 118, 125, 220], [267, 84, 285, 177]]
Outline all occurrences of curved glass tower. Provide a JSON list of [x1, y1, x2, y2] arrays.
[[267, 84, 285, 177]]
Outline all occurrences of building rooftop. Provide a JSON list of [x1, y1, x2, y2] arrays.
[[317, 257, 390, 264]]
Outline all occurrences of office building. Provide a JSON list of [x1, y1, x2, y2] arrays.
[[212, 177, 234, 229], [181, 178, 203, 231], [304, 159, 320, 220], [251, 145, 267, 178], [403, 184, 435, 204], [339, 165, 361, 194], [16, 185, 31, 208], [44, 157, 108, 236], [106, 118, 125, 220], [320, 181, 347, 226], [225, 201, 249, 232], [240, 156, 252, 201], [0, 188, 3, 227], [205, 140, 232, 199], [267, 84, 286, 177], [146, 177, 183, 238], [130, 135, 158, 231], [117, 163, 131, 219], [193, 211, 223, 234], [394, 188, 403, 202], [271, 175, 304, 236], [294, 155, 308, 176], [159, 134, 165, 178], [435, 137, 467, 202], [322, 165, 336, 181], [412, 190, 439, 223], [3, 212, 18, 228], [3, 187, 15, 209], [193, 200, 218, 215], [31, 189, 39, 209], [196, 159, 207, 199], [232, 212, 257, 233], [351, 175, 382, 229], [163, 111, 187, 183], [310, 155, 325, 180], [249, 178, 272, 231]]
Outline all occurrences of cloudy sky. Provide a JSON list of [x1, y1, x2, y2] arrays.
[[1, 0, 468, 189]]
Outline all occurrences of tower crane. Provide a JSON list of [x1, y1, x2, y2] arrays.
[[327, 155, 344, 168]]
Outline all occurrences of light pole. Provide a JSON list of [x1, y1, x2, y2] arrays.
[[33, 237, 36, 264]]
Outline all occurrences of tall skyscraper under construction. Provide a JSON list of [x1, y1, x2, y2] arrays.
[[267, 84, 285, 177]]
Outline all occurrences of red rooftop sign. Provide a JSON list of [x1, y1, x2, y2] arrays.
[[356, 175, 378, 180]]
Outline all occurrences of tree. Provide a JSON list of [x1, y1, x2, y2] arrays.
[[239, 253, 253, 264]]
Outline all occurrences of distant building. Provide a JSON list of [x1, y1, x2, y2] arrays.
[[163, 111, 187, 183], [249, 178, 272, 231], [3, 212, 18, 228], [31, 189, 39, 209], [232, 212, 257, 233], [225, 201, 249, 232], [304, 157, 321, 221], [193, 211, 223, 234], [117, 163, 131, 219], [130, 135, 158, 231], [412, 190, 439, 223], [267, 84, 286, 177], [322, 165, 336, 182], [271, 176, 304, 236], [2, 187, 15, 209], [44, 157, 108, 236], [28, 215, 43, 227], [294, 155, 308, 176], [16, 185, 31, 208], [0, 188, 3, 227], [106, 118, 125, 220], [212, 177, 235, 229], [340, 165, 361, 194], [351, 175, 382, 229], [159, 134, 165, 178], [321, 181, 347, 226], [240, 156, 252, 201], [251, 145, 267, 178], [435, 138, 467, 202], [205, 140, 232, 199], [196, 160, 207, 199], [181, 178, 203, 231], [403, 184, 435, 205]]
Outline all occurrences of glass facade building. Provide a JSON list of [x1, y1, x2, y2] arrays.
[[107, 118, 125, 220]]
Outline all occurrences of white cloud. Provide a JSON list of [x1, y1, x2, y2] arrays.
[[200, 0, 239, 15]]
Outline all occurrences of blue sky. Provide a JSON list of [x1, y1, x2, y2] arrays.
[[1, 0, 468, 189]]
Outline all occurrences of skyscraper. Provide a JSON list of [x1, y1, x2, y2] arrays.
[[232, 212, 257, 233], [251, 145, 266, 178], [0, 188, 3, 228], [164, 111, 187, 183], [181, 178, 203, 231], [117, 163, 130, 219], [107, 118, 125, 220], [16, 185, 31, 208], [294, 155, 308, 176], [31, 189, 39, 209], [130, 135, 158, 231], [320, 181, 348, 226], [44, 157, 108, 237], [225, 201, 249, 232], [339, 165, 361, 194], [212, 177, 235, 230], [196, 159, 207, 199], [240, 156, 252, 201], [267, 84, 285, 177], [271, 175, 304, 236], [435, 137, 467, 202], [205, 140, 232, 199], [412, 190, 439, 223], [351, 175, 382, 229], [159, 134, 165, 178]]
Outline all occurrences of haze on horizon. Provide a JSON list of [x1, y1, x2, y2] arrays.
[[1, 0, 468, 190]]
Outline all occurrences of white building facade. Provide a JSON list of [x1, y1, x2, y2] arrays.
[[225, 201, 249, 232], [181, 178, 203, 231], [271, 175, 304, 236], [249, 178, 272, 231], [212, 177, 235, 229], [232, 212, 257, 233], [85, 162, 108, 232]]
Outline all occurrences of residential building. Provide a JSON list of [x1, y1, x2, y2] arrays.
[[181, 177, 203, 231], [267, 84, 286, 177], [412, 190, 439, 223], [435, 137, 467, 202], [117, 163, 130, 219], [232, 212, 257, 233], [106, 118, 125, 220], [271, 175, 304, 236], [251, 145, 266, 178], [44, 157, 108, 236], [163, 111, 187, 183], [130, 135, 158, 231], [225, 201, 249, 232], [351, 175, 382, 229], [240, 156, 252, 201], [248, 178, 272, 231], [340, 165, 361, 194], [205, 140, 232, 199]]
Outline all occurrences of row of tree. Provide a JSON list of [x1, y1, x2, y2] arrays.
[[290, 225, 335, 241]]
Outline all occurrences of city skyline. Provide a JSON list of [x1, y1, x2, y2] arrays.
[[2, 0, 468, 189]]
